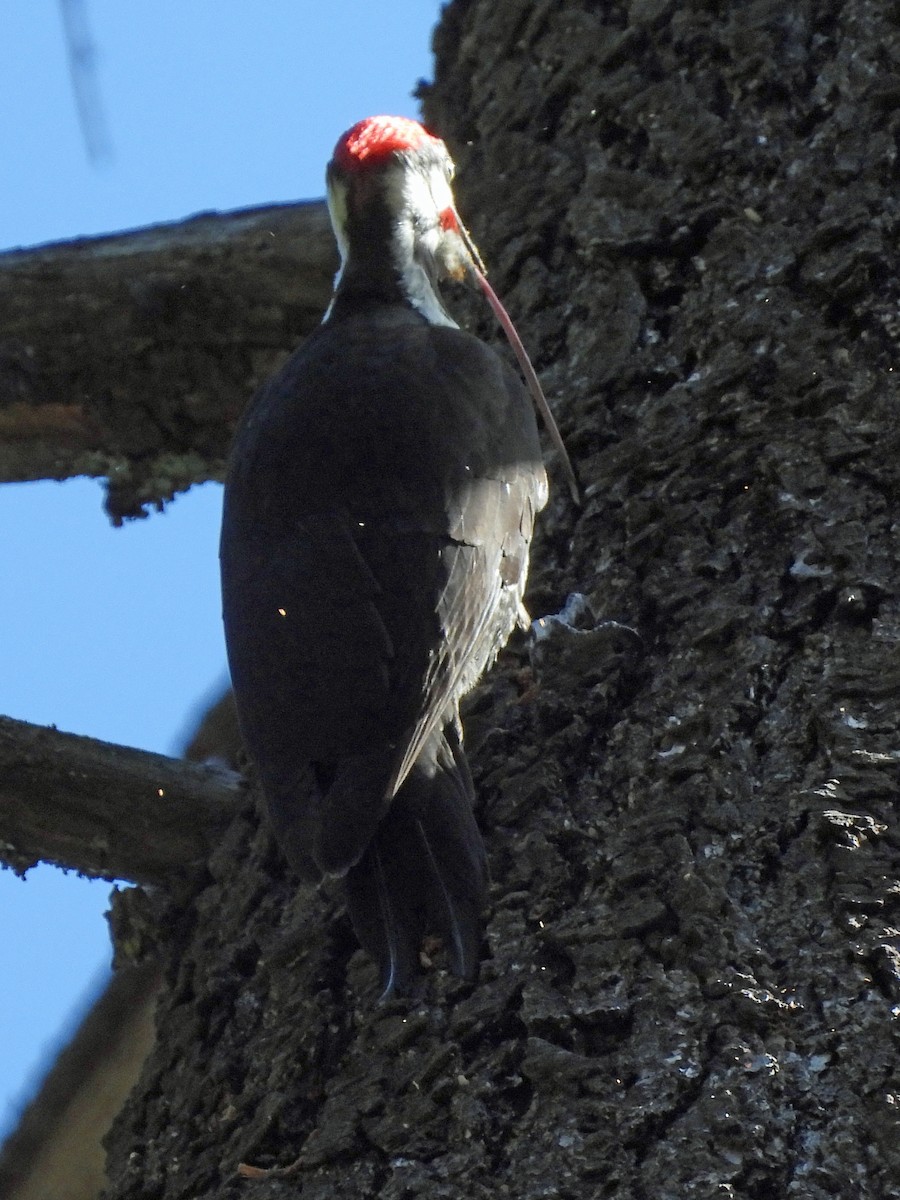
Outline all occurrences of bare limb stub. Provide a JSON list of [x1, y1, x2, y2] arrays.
[[0, 200, 336, 518], [0, 715, 244, 885]]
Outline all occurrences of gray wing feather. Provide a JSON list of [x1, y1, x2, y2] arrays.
[[385, 462, 545, 799]]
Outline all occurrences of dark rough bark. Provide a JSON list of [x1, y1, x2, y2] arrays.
[[0, 715, 242, 884], [0, 201, 335, 521], [98, 1, 900, 1197]]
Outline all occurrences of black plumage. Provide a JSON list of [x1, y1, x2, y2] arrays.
[[220, 117, 548, 994]]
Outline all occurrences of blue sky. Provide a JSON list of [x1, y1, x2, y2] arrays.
[[0, 0, 441, 1140]]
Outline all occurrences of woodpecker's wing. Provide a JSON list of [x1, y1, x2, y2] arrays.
[[384, 456, 545, 800]]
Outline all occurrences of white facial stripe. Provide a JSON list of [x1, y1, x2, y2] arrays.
[[387, 157, 460, 327], [326, 176, 350, 260], [323, 177, 351, 321], [402, 159, 456, 231]]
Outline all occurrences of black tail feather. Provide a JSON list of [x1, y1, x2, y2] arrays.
[[344, 840, 423, 996], [345, 727, 488, 996]]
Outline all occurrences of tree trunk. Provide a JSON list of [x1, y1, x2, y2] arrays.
[[50, 1, 900, 1195]]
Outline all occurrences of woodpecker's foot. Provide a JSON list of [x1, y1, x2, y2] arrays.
[[528, 593, 644, 684]]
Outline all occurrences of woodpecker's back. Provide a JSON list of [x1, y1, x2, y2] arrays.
[[220, 117, 549, 995]]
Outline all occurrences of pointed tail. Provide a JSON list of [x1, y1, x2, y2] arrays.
[[345, 726, 488, 996]]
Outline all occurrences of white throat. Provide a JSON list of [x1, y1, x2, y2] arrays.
[[392, 253, 458, 327]]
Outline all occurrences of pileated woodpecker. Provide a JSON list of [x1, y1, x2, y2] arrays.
[[220, 116, 572, 995]]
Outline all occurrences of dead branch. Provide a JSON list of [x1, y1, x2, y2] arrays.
[[0, 200, 336, 519], [0, 714, 244, 884]]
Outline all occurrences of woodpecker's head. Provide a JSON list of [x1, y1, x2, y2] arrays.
[[326, 115, 485, 326], [325, 115, 581, 503]]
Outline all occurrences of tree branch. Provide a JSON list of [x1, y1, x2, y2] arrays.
[[0, 200, 337, 519], [0, 715, 243, 885]]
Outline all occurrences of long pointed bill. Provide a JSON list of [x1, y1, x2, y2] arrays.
[[473, 268, 581, 505], [446, 206, 580, 503]]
